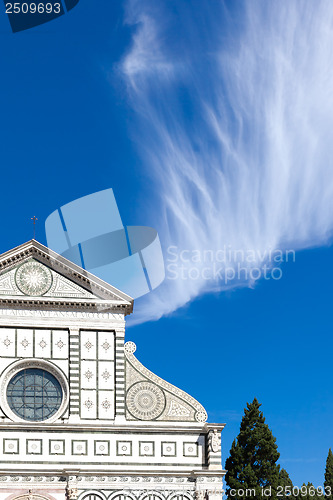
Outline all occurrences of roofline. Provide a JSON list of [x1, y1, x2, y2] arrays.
[[0, 240, 134, 315]]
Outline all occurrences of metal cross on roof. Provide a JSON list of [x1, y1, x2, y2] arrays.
[[31, 216, 38, 240]]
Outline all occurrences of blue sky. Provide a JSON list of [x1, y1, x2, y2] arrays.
[[0, 0, 333, 489]]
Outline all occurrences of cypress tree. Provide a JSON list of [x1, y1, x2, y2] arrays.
[[295, 483, 321, 500], [325, 449, 333, 500], [278, 468, 295, 500], [225, 398, 280, 500]]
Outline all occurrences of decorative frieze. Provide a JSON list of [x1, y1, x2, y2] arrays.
[[0, 309, 125, 321], [0, 435, 205, 463]]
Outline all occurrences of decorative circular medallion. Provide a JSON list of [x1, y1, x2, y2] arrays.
[[126, 381, 166, 420], [195, 410, 208, 422], [124, 341, 136, 354], [15, 261, 52, 296]]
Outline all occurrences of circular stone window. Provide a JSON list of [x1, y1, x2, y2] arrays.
[[7, 368, 62, 421], [0, 360, 68, 423]]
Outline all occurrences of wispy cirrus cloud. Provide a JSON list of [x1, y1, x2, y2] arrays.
[[120, 0, 333, 324], [280, 458, 319, 464], [121, 1, 177, 92]]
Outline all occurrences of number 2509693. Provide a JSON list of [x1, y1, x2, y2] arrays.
[[5, 3, 61, 14]]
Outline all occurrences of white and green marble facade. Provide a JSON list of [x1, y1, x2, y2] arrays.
[[0, 241, 225, 500]]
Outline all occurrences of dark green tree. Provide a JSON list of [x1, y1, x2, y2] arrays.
[[295, 483, 322, 500], [278, 468, 296, 500], [325, 449, 333, 500], [225, 398, 280, 500]]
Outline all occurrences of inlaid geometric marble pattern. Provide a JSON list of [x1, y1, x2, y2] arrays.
[[161, 442, 177, 457], [49, 440, 65, 455], [72, 440, 88, 455], [27, 439, 42, 455], [0, 327, 69, 360], [79, 330, 115, 420], [80, 331, 97, 360], [0, 437, 205, 460], [3, 439, 19, 454], [116, 441, 132, 456], [94, 440, 110, 456], [139, 441, 155, 456], [80, 390, 97, 419]]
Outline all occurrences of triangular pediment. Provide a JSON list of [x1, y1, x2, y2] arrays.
[[0, 240, 133, 314], [0, 260, 94, 299]]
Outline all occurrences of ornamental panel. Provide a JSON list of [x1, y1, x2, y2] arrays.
[[0, 328, 15, 356], [116, 440, 132, 456], [98, 361, 114, 389], [98, 390, 114, 419], [98, 331, 114, 361], [26, 439, 43, 455], [52, 329, 69, 359], [72, 440, 88, 455], [94, 440, 110, 456], [49, 439, 65, 455], [80, 390, 97, 419], [34, 329, 51, 358], [81, 361, 97, 389], [126, 382, 166, 421], [81, 331, 97, 360], [161, 442, 177, 457], [183, 442, 199, 457], [139, 441, 155, 457], [3, 438, 19, 454], [17, 328, 33, 357]]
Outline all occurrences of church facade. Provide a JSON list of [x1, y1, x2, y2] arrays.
[[0, 241, 224, 500]]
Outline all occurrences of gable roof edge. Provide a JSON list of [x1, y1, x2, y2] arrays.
[[0, 240, 134, 315]]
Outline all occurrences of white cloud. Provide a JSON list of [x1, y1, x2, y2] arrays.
[[121, 0, 176, 93], [120, 0, 333, 324]]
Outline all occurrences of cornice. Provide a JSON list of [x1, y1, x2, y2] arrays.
[[0, 298, 128, 313], [0, 470, 225, 480], [0, 241, 133, 315], [0, 422, 207, 433], [204, 423, 226, 432]]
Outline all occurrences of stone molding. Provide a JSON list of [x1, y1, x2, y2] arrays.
[[0, 309, 125, 330], [0, 475, 223, 484]]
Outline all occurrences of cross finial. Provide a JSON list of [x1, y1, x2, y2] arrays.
[[31, 216, 38, 240]]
